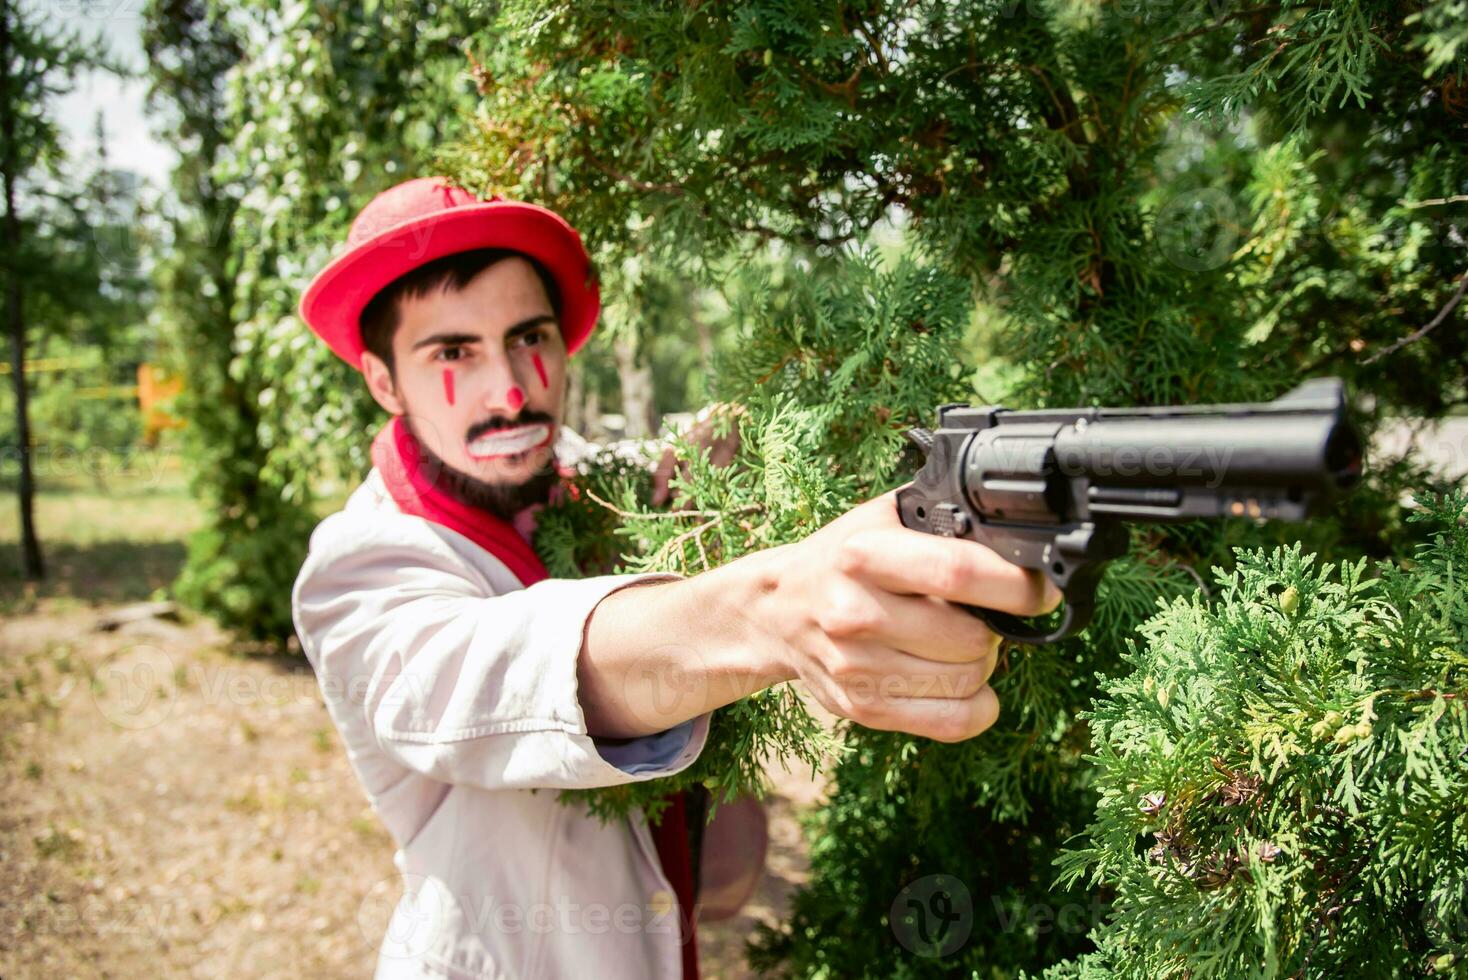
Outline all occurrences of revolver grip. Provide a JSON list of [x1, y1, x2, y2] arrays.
[[896, 484, 1126, 645]]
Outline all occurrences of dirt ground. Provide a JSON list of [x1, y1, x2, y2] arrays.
[[0, 599, 829, 979]]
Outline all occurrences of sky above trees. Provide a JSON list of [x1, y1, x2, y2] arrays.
[[50, 1, 173, 189]]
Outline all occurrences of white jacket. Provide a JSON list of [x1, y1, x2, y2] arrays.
[[291, 463, 712, 979]]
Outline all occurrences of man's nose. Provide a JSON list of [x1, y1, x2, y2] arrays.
[[477, 356, 529, 416]]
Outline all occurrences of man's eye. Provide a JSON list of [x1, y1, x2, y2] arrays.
[[514, 331, 543, 349], [437, 346, 465, 362]]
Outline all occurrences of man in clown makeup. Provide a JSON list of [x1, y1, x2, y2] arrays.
[[292, 178, 1062, 979]]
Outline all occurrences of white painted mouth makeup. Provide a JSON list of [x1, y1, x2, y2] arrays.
[[466, 423, 553, 460]]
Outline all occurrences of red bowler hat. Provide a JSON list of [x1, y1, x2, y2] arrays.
[[298, 177, 600, 370]]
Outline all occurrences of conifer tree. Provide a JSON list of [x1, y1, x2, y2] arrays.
[[147, 0, 482, 640], [1046, 490, 1468, 978], [144, 0, 316, 639], [0, 0, 116, 579], [446, 1, 1466, 975]]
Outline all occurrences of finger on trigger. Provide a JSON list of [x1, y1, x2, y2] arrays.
[[1036, 571, 1064, 612]]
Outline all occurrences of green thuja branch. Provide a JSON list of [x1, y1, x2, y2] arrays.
[[541, 248, 976, 819], [1046, 490, 1468, 979]]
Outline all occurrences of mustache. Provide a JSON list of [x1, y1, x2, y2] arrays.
[[465, 409, 556, 444]]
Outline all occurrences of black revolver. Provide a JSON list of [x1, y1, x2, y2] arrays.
[[896, 377, 1364, 644]]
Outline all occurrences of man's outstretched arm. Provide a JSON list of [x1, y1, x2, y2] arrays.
[[576, 544, 791, 740], [577, 488, 1063, 743]]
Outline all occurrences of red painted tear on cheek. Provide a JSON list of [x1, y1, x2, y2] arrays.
[[532, 352, 549, 390], [506, 385, 526, 413], [441, 369, 455, 406]]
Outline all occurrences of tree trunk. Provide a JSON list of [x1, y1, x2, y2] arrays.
[[613, 332, 656, 438], [584, 386, 601, 440], [564, 358, 585, 434], [0, 0, 43, 579], [696, 314, 713, 380]]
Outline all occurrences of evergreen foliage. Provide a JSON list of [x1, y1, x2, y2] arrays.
[[147, 0, 482, 640], [145, 0, 317, 640], [142, 0, 1468, 973], [1046, 490, 1468, 978], [0, 0, 128, 578], [447, 1, 1467, 975]]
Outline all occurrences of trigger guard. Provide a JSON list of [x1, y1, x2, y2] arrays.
[[961, 597, 1095, 645]]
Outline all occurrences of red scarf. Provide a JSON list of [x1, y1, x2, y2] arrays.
[[372, 415, 700, 980]]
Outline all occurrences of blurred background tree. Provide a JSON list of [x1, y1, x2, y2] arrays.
[[144, 0, 490, 639], [143, 0, 312, 640], [0, 0, 141, 579]]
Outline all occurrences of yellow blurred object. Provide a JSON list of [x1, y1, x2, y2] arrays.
[[75, 385, 139, 399], [137, 363, 185, 446], [0, 355, 91, 374]]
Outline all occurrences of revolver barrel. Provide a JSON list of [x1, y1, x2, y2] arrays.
[[897, 377, 1365, 643], [966, 411, 1364, 524]]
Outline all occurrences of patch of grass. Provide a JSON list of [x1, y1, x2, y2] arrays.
[[224, 788, 262, 815], [33, 823, 85, 862], [49, 643, 75, 673], [0, 450, 200, 610], [0, 655, 61, 729], [212, 896, 251, 920], [311, 727, 333, 753], [350, 813, 389, 843], [226, 780, 307, 815]]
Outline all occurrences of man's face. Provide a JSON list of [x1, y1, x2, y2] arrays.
[[360, 258, 568, 496]]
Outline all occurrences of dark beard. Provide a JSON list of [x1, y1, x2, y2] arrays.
[[412, 429, 560, 524]]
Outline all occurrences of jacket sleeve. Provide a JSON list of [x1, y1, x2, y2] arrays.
[[290, 510, 711, 791]]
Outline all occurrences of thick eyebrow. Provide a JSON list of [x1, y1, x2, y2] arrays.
[[503, 314, 557, 341], [410, 316, 556, 352], [412, 332, 481, 352]]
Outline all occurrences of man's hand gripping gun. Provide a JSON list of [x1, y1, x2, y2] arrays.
[[896, 378, 1365, 644]]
